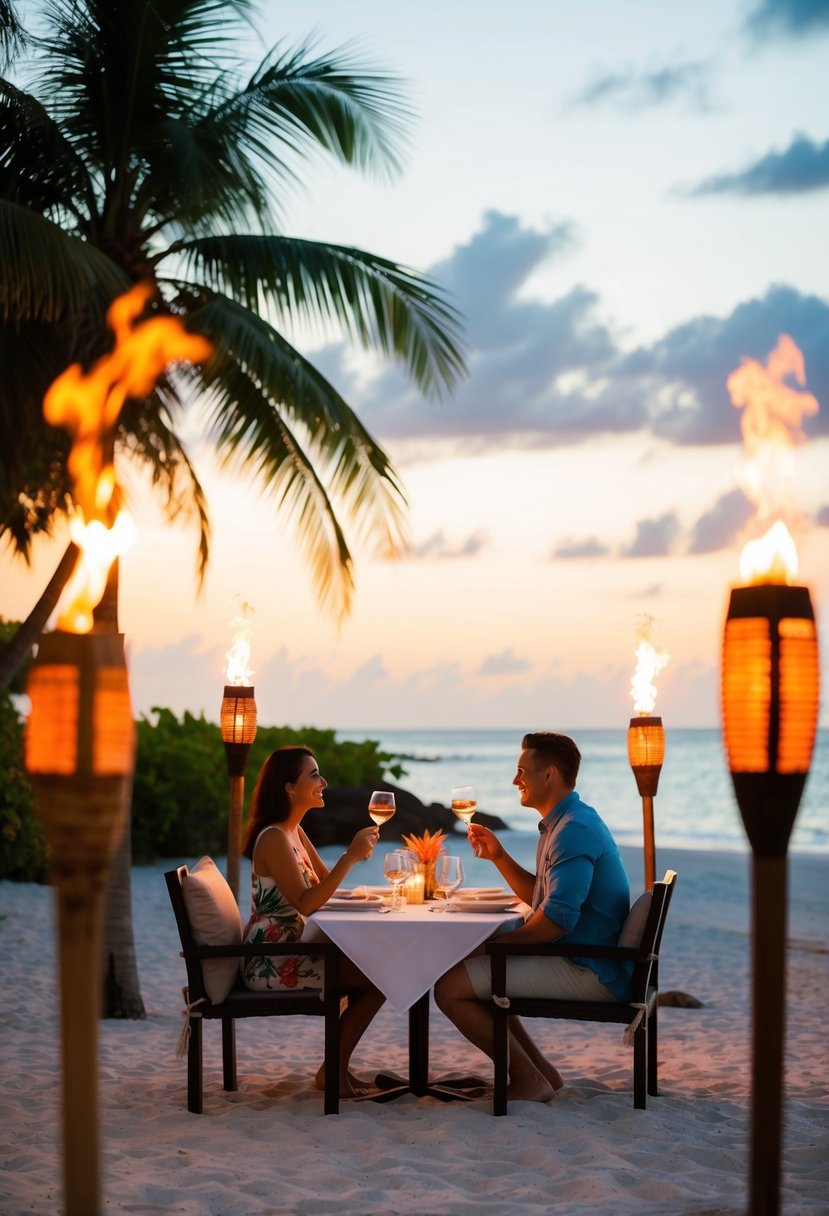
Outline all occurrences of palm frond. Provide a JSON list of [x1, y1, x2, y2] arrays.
[[0, 78, 95, 220], [168, 233, 467, 398], [183, 294, 411, 616], [0, 200, 128, 322], [118, 385, 212, 585]]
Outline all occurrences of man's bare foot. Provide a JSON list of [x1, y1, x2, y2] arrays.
[[506, 1072, 556, 1103]]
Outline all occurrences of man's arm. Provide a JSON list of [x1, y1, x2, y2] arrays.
[[495, 905, 565, 945], [467, 823, 535, 905]]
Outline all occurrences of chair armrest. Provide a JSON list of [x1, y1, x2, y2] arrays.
[[485, 941, 644, 962]]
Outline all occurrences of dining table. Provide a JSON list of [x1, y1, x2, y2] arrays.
[[302, 897, 525, 1101]]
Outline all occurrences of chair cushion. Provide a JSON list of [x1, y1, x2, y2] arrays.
[[618, 890, 652, 948], [181, 857, 243, 1003]]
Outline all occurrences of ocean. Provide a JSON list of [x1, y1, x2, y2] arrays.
[[338, 727, 829, 857]]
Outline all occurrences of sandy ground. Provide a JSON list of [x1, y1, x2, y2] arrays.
[[1, 846, 827, 1215]]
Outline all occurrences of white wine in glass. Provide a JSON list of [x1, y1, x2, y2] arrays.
[[450, 786, 477, 828], [368, 790, 396, 829]]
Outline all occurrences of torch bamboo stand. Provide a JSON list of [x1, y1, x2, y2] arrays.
[[226, 774, 245, 901], [749, 855, 787, 1216]]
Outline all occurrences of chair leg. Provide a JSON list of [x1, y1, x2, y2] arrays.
[[492, 1007, 509, 1116], [647, 1006, 658, 1097], [222, 1017, 237, 1092], [323, 997, 340, 1115], [187, 1017, 203, 1114], [633, 1020, 647, 1109]]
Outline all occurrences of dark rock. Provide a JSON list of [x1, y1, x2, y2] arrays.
[[303, 781, 507, 848], [657, 990, 704, 1008]]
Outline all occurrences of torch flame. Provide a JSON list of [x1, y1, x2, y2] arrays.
[[43, 284, 212, 632], [630, 615, 670, 715], [224, 601, 255, 686], [727, 334, 819, 584]]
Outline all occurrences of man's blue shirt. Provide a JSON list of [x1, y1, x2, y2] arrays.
[[532, 791, 631, 1001]]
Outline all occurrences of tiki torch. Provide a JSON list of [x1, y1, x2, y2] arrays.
[[722, 336, 820, 1216], [24, 284, 211, 1216], [722, 528, 819, 1216], [221, 603, 257, 900], [627, 618, 669, 890]]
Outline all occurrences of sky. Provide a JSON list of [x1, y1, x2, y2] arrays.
[[3, 0, 829, 731]]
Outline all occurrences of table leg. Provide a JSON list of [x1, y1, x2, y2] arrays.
[[372, 992, 488, 1102]]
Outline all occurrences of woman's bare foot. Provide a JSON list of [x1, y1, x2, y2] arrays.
[[506, 1072, 557, 1103], [314, 1065, 377, 1097], [536, 1058, 564, 1092]]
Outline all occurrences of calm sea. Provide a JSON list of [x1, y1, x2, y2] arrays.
[[338, 727, 829, 856]]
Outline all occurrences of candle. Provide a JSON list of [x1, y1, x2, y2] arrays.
[[404, 871, 425, 904]]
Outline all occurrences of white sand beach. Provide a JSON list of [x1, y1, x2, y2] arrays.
[[1, 845, 827, 1216]]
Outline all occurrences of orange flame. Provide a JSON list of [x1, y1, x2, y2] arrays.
[[43, 284, 212, 632], [727, 334, 818, 584], [630, 615, 669, 715], [224, 601, 255, 686]]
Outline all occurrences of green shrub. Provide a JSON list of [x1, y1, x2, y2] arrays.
[[0, 695, 48, 882], [130, 709, 406, 862]]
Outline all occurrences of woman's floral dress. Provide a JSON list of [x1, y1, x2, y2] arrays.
[[240, 830, 324, 991]]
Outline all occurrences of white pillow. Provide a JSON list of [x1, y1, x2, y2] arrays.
[[617, 891, 652, 949], [181, 857, 242, 1003]]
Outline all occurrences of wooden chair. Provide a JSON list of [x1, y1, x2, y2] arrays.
[[165, 864, 345, 1115], [486, 869, 677, 1114]]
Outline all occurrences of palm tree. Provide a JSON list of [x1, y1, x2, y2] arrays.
[[0, 0, 465, 1015]]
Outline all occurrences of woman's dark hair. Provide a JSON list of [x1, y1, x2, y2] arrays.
[[521, 732, 581, 790], [241, 746, 316, 859]]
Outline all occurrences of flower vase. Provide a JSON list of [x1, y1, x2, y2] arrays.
[[420, 859, 439, 900]]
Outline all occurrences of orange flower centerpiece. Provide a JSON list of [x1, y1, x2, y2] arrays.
[[401, 829, 447, 901]]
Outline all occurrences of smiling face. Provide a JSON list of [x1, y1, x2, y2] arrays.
[[512, 747, 563, 815], [287, 753, 328, 811]]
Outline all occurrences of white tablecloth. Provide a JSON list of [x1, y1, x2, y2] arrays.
[[303, 904, 524, 1013]]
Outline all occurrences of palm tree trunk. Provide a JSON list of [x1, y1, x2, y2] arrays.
[[96, 559, 146, 1019], [0, 541, 79, 693]]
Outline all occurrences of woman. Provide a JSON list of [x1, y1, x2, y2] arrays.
[[240, 746, 384, 1098]]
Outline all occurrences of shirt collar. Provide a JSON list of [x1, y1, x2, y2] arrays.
[[537, 789, 580, 834]]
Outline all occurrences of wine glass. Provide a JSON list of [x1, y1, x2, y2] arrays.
[[450, 786, 477, 834], [368, 790, 396, 831], [383, 849, 413, 911], [435, 854, 464, 908]]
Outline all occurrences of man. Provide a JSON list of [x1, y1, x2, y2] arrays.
[[434, 731, 630, 1102]]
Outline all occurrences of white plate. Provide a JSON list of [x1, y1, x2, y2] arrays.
[[321, 897, 385, 912], [454, 887, 506, 898], [449, 898, 521, 913], [333, 888, 375, 899]]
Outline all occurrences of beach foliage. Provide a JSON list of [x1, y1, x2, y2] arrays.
[[131, 707, 405, 862], [0, 692, 48, 882]]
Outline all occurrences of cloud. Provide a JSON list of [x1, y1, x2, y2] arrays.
[[306, 214, 829, 455], [744, 0, 829, 40], [476, 649, 533, 677], [408, 529, 489, 559], [627, 285, 829, 444], [551, 536, 610, 559], [568, 61, 714, 113], [688, 134, 829, 197], [622, 513, 680, 558], [687, 489, 755, 554], [340, 211, 627, 446]]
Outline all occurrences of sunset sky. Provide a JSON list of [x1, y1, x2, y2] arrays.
[[3, 0, 828, 730]]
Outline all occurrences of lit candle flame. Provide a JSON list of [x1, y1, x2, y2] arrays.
[[630, 616, 670, 715], [43, 284, 212, 633], [727, 333, 819, 583], [225, 601, 255, 686]]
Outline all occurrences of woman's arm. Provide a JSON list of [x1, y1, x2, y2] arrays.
[[298, 825, 330, 880], [256, 825, 378, 916]]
